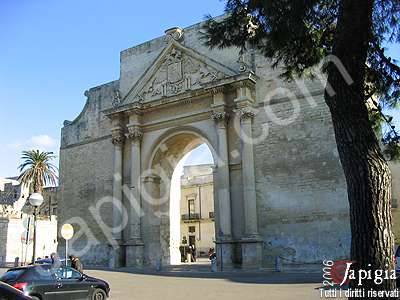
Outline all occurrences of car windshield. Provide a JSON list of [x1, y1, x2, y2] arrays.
[[0, 269, 25, 282]]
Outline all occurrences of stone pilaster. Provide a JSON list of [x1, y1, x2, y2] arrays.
[[238, 108, 259, 237], [211, 110, 232, 239], [125, 123, 144, 267], [211, 87, 234, 269], [142, 174, 162, 267], [234, 81, 263, 269], [109, 126, 125, 268]]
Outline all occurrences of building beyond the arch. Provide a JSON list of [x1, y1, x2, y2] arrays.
[[58, 19, 350, 270]]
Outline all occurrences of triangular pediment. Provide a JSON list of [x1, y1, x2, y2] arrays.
[[122, 41, 237, 104]]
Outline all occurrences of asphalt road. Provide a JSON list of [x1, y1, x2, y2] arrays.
[[85, 269, 324, 300], [1, 268, 326, 300]]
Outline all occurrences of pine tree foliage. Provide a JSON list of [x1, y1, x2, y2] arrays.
[[204, 0, 400, 158]]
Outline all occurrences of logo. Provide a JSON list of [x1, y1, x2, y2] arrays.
[[331, 260, 354, 285]]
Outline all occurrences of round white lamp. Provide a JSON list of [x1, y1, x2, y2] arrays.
[[29, 193, 44, 207]]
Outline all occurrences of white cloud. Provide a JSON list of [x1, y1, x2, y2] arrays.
[[6, 135, 57, 151], [28, 135, 56, 149]]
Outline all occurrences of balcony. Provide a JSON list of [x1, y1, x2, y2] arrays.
[[181, 213, 200, 221]]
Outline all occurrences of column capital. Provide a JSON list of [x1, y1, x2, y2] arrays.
[[237, 107, 256, 121], [211, 111, 229, 124], [234, 79, 256, 105], [111, 127, 125, 145], [126, 124, 143, 142]]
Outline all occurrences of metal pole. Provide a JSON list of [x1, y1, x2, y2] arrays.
[[25, 216, 31, 265], [21, 241, 23, 267], [65, 240, 68, 267], [32, 208, 37, 264]]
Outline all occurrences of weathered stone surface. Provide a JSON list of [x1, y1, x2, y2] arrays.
[[58, 17, 350, 268]]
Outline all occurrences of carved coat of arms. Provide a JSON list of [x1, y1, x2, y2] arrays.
[[167, 61, 182, 83], [136, 46, 225, 102]]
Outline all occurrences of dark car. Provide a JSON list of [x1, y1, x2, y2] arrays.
[[0, 264, 109, 300], [0, 281, 32, 300]]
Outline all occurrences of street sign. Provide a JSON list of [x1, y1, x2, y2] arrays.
[[61, 224, 74, 240], [60, 224, 74, 267]]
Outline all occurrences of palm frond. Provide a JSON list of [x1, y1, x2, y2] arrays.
[[18, 150, 58, 192]]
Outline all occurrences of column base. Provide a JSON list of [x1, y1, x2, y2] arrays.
[[215, 238, 234, 271], [125, 239, 144, 267], [240, 236, 263, 269], [108, 240, 125, 269]]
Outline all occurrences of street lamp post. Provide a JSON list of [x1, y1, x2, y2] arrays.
[[29, 193, 44, 264]]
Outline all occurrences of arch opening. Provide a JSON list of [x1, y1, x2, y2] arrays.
[[149, 132, 216, 266]]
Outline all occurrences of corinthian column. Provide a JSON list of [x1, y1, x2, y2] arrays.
[[211, 111, 232, 239], [238, 108, 259, 237], [110, 126, 125, 268], [126, 124, 143, 241], [111, 127, 125, 241], [125, 122, 144, 267], [234, 80, 263, 269]]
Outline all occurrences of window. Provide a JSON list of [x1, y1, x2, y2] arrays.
[[55, 267, 81, 280], [188, 199, 195, 217], [0, 269, 25, 282], [24, 267, 54, 281], [189, 226, 195, 233]]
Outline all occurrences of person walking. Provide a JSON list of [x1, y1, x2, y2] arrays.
[[191, 245, 197, 262], [69, 255, 83, 273], [50, 253, 61, 268]]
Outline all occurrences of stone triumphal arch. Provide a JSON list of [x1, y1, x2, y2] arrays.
[[103, 33, 263, 268], [59, 24, 350, 270]]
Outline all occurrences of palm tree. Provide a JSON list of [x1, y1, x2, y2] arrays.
[[18, 150, 58, 193]]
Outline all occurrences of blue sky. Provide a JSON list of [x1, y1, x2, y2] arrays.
[[0, 0, 223, 177], [0, 1, 398, 178]]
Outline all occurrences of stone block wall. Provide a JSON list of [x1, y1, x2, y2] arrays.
[[58, 82, 118, 266], [252, 91, 350, 267]]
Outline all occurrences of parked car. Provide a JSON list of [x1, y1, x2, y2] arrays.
[[0, 281, 32, 300], [0, 264, 110, 300]]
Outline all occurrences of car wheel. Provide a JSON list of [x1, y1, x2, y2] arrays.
[[92, 288, 107, 300]]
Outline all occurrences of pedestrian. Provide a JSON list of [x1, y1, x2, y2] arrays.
[[191, 245, 197, 262], [70, 255, 83, 273], [50, 253, 61, 268], [208, 248, 216, 260], [187, 245, 192, 264], [179, 245, 185, 263]]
